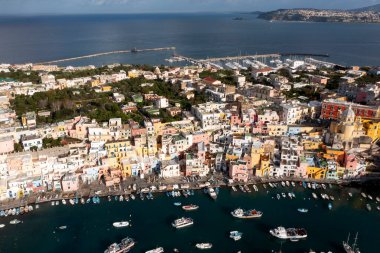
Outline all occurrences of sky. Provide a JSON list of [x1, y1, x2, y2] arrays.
[[0, 0, 378, 15]]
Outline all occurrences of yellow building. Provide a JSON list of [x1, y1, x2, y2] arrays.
[[306, 167, 327, 179], [362, 120, 380, 141], [105, 140, 132, 160], [128, 69, 140, 78], [101, 85, 112, 92], [267, 123, 288, 136], [256, 155, 271, 177], [91, 79, 101, 87], [302, 139, 322, 150]]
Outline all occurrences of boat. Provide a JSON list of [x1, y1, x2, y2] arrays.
[[208, 187, 217, 200], [145, 247, 164, 253], [86, 198, 91, 204], [239, 185, 246, 193], [263, 184, 267, 189], [276, 194, 281, 200], [195, 243, 212, 250], [244, 185, 251, 193], [231, 208, 263, 218], [286, 181, 290, 187], [343, 233, 360, 253], [55, 201, 59, 206], [281, 182, 286, 187], [312, 193, 318, 199], [182, 204, 199, 211], [0, 224, 5, 228], [253, 185, 258, 192], [140, 193, 145, 200], [361, 193, 367, 198], [10, 219, 21, 225], [231, 186, 237, 192], [328, 203, 333, 210], [104, 237, 135, 253], [366, 204, 371, 211], [113, 221, 130, 228], [172, 217, 193, 228], [348, 192, 353, 197], [108, 196, 112, 202], [51, 201, 55, 206], [230, 231, 243, 241], [291, 182, 295, 187], [307, 183, 311, 189], [297, 208, 308, 213], [330, 195, 335, 201], [174, 202, 182, 206], [368, 195, 373, 200], [269, 183, 274, 188], [377, 206, 380, 211], [130, 194, 135, 200], [322, 183, 326, 190], [59, 226, 67, 230], [376, 196, 380, 202], [269, 226, 307, 240], [69, 199, 75, 205], [281, 192, 286, 198], [288, 193, 293, 199]]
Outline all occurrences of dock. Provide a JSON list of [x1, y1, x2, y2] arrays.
[[36, 46, 176, 65]]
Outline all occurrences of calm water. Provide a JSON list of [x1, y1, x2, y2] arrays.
[[0, 186, 379, 253], [0, 14, 380, 66]]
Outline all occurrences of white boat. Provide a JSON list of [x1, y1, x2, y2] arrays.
[[343, 233, 360, 253], [51, 201, 55, 206], [0, 224, 5, 228], [113, 221, 130, 228], [208, 188, 217, 200], [322, 184, 327, 190], [281, 193, 286, 198], [281, 182, 286, 187], [59, 226, 67, 230], [330, 195, 335, 201], [361, 193, 367, 198], [288, 193, 293, 199], [55, 201, 59, 206], [291, 182, 295, 187], [182, 204, 199, 211], [130, 194, 136, 200], [145, 247, 164, 253], [368, 195, 373, 200], [253, 185, 258, 192], [62, 199, 66, 205], [376, 197, 380, 202], [172, 217, 193, 228], [10, 219, 21, 225], [312, 193, 318, 199], [297, 208, 308, 213], [286, 181, 290, 187], [276, 194, 281, 200], [195, 243, 212, 250], [230, 231, 243, 241], [69, 199, 75, 205], [231, 208, 263, 218], [366, 204, 371, 211], [231, 186, 237, 192], [269, 226, 307, 240]]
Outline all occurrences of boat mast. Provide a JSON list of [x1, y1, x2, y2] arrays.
[[346, 232, 350, 244], [352, 232, 359, 251]]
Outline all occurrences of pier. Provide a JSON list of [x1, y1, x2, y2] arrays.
[[186, 53, 281, 63], [36, 47, 176, 65]]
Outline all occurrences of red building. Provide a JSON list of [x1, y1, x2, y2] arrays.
[[321, 99, 379, 120]]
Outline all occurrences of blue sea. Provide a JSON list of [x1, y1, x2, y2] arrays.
[[0, 13, 379, 66], [0, 186, 379, 253]]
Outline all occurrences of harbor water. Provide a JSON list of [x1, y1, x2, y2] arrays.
[[0, 185, 379, 253], [0, 14, 380, 66]]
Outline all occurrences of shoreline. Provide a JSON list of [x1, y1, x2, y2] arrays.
[[0, 176, 360, 212]]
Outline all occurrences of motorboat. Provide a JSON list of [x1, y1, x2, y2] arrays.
[[182, 204, 199, 211], [269, 226, 307, 240], [10, 219, 21, 225], [145, 247, 164, 253], [172, 217, 193, 228], [231, 208, 263, 218], [113, 221, 130, 228], [297, 208, 308, 213], [195, 243, 212, 250], [104, 237, 135, 253], [230, 231, 243, 241]]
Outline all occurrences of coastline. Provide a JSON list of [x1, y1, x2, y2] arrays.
[[0, 176, 349, 211]]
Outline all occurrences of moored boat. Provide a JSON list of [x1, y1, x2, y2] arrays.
[[230, 231, 243, 241], [172, 217, 193, 228], [328, 203, 333, 210], [59, 225, 67, 230], [174, 202, 182, 206], [297, 208, 308, 213], [231, 208, 263, 218], [361, 193, 367, 198], [366, 204, 371, 211], [343, 233, 360, 253], [182, 204, 199, 211], [0, 224, 5, 228], [312, 193, 318, 199], [269, 226, 307, 240], [113, 221, 130, 228], [195, 243, 212, 250], [145, 247, 164, 253], [208, 187, 217, 200], [10, 219, 21, 225], [104, 237, 135, 253]]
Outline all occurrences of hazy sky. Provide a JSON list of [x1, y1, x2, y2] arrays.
[[0, 0, 378, 15]]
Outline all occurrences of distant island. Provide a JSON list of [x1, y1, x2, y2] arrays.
[[257, 4, 380, 23]]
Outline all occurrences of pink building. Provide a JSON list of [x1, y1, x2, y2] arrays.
[[229, 160, 249, 182], [61, 173, 79, 192], [192, 132, 210, 145], [0, 136, 14, 154]]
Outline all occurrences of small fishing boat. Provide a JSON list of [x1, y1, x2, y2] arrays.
[[348, 192, 353, 197], [322, 184, 326, 190], [368, 195, 373, 200], [0, 224, 5, 228], [330, 195, 335, 201], [366, 204, 372, 211], [140, 193, 145, 200], [62, 199, 67, 205], [174, 202, 182, 206], [182, 204, 199, 211], [291, 182, 295, 187], [239, 185, 246, 193], [361, 192, 367, 198], [281, 192, 286, 198], [69, 199, 75, 205], [376, 196, 380, 202], [55, 201, 59, 206], [253, 185, 258, 192], [230, 231, 243, 241], [80, 198, 85, 204], [86, 198, 91, 204], [108, 196, 112, 202], [51, 201, 55, 206], [312, 193, 318, 199], [297, 208, 308, 213], [10, 219, 21, 225], [276, 194, 281, 200], [377, 206, 380, 211], [130, 194, 136, 200], [59, 226, 67, 230], [286, 181, 290, 187], [231, 186, 237, 192], [113, 221, 130, 228], [281, 181, 286, 187], [288, 193, 293, 199]]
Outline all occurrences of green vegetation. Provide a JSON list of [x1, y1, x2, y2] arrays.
[[0, 70, 41, 83], [282, 85, 321, 101], [43, 138, 64, 149]]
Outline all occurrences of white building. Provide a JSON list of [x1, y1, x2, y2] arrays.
[[21, 135, 43, 151], [160, 159, 180, 178]]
